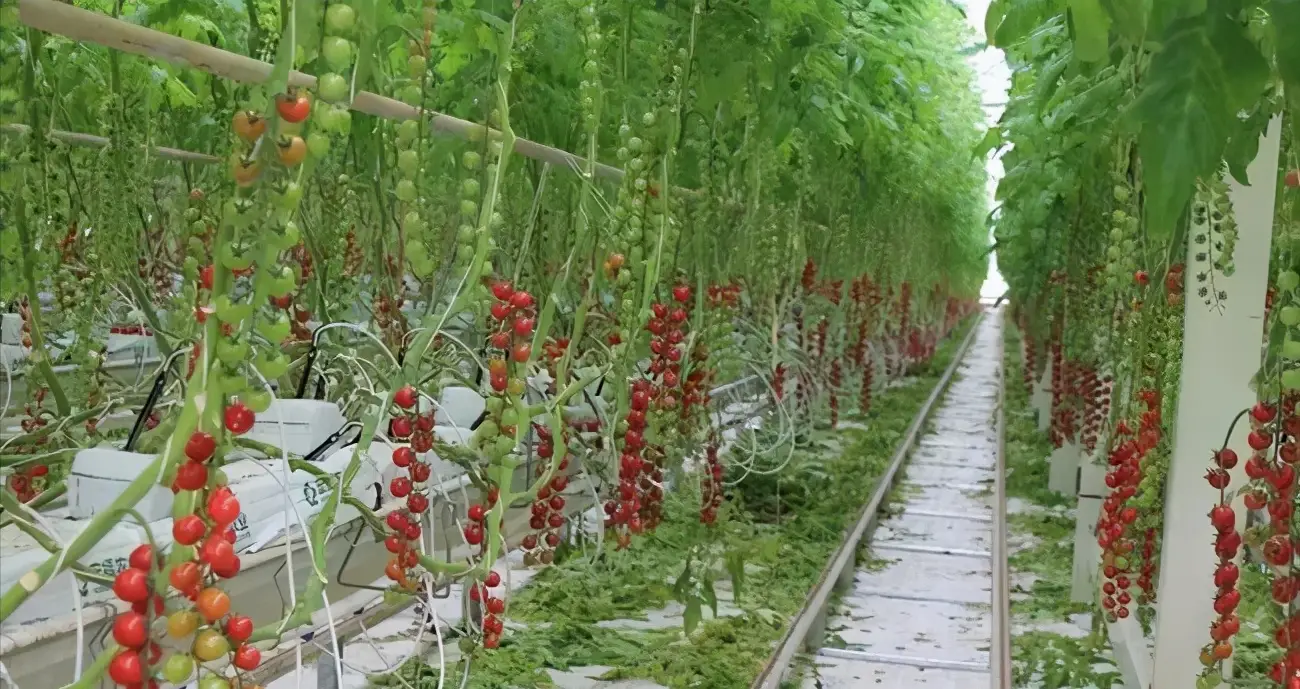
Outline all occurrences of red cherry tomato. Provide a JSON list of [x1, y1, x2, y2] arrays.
[[226, 614, 254, 643], [127, 544, 156, 572], [233, 644, 262, 670], [173, 515, 207, 546], [108, 649, 143, 684], [112, 568, 151, 603], [276, 93, 312, 123], [175, 461, 208, 491], [112, 611, 149, 649]]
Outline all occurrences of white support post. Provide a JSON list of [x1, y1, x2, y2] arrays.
[[1151, 116, 1284, 688], [1071, 460, 1106, 602], [1033, 359, 1053, 432], [1048, 442, 1081, 495]]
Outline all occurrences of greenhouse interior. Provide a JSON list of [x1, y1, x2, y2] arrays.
[[0, 0, 1297, 687]]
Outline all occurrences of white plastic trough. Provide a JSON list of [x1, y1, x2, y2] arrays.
[[0, 389, 493, 689]]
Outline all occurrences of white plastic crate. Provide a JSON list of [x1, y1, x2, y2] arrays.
[[244, 399, 347, 457]]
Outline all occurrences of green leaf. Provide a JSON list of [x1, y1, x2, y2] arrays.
[[725, 551, 745, 599], [1097, 0, 1149, 43], [1270, 0, 1300, 91], [985, 0, 1008, 40], [683, 598, 702, 635], [701, 576, 718, 617], [673, 560, 692, 598], [973, 126, 1003, 158], [1068, 0, 1112, 62], [1128, 13, 1265, 241]]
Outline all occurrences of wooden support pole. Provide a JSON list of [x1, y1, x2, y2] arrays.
[[0, 123, 219, 164], [15, 0, 700, 195], [1150, 116, 1284, 688]]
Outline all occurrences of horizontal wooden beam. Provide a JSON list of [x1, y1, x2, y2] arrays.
[[16, 0, 689, 193], [1, 123, 220, 164]]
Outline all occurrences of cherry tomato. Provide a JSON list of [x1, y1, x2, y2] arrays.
[[225, 615, 254, 643], [128, 544, 156, 572], [167, 610, 200, 638], [211, 554, 241, 579], [132, 593, 165, 616], [173, 515, 207, 546], [207, 489, 241, 525], [394, 385, 418, 409], [233, 643, 261, 670], [385, 559, 404, 581], [112, 611, 149, 648], [108, 649, 143, 684], [169, 561, 201, 592], [185, 431, 216, 462], [230, 156, 262, 187], [276, 93, 311, 123], [112, 568, 150, 603], [232, 111, 267, 142], [175, 461, 208, 491], [277, 136, 308, 166], [196, 587, 231, 622], [192, 628, 230, 661], [162, 653, 195, 683]]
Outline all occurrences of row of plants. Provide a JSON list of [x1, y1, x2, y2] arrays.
[[0, 0, 992, 687], [1003, 324, 1118, 688], [989, 0, 1300, 683], [375, 319, 975, 688]]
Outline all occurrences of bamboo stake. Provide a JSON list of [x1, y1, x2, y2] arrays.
[[16, 0, 660, 189], [1, 123, 220, 164]]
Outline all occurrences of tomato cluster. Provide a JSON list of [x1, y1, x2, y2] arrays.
[[384, 384, 435, 588], [849, 276, 882, 414], [699, 443, 723, 525], [522, 422, 570, 563], [1096, 388, 1162, 622], [6, 463, 48, 503], [467, 577, 506, 649], [107, 511, 261, 689]]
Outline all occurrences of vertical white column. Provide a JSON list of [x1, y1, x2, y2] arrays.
[[1151, 116, 1283, 688], [1033, 359, 1053, 431], [1071, 460, 1106, 602], [1048, 442, 1081, 494]]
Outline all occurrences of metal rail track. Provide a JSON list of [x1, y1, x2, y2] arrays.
[[749, 310, 1012, 689]]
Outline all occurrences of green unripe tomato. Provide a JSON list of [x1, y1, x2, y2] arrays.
[[400, 85, 422, 105], [397, 119, 420, 144], [283, 220, 301, 247], [397, 150, 419, 176], [501, 407, 519, 428], [307, 132, 331, 158], [259, 315, 292, 344], [1281, 306, 1300, 326], [462, 178, 481, 198], [493, 435, 516, 457], [642, 111, 656, 126], [396, 180, 418, 202], [321, 37, 354, 71], [325, 3, 356, 33], [403, 211, 423, 229], [1283, 368, 1300, 391], [462, 151, 482, 170], [198, 675, 231, 689], [162, 654, 195, 683], [318, 72, 349, 104], [457, 224, 475, 242], [244, 389, 274, 414], [460, 199, 478, 217], [255, 352, 290, 379], [408, 55, 428, 78], [1279, 270, 1300, 291]]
